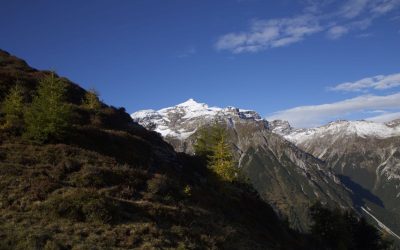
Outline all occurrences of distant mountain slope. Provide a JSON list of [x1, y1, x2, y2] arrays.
[[271, 119, 400, 236], [132, 99, 354, 231]]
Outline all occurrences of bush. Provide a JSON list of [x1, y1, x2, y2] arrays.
[[147, 174, 169, 196], [69, 167, 126, 188], [43, 189, 120, 224], [82, 88, 101, 112], [183, 185, 192, 197]]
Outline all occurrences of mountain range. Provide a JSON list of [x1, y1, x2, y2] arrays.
[[132, 99, 400, 239]]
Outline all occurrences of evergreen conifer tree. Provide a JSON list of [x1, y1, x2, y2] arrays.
[[1, 84, 25, 132], [24, 72, 71, 142], [208, 134, 237, 182], [194, 124, 238, 182]]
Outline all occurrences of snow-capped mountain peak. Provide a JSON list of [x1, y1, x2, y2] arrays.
[[131, 99, 262, 139], [176, 98, 205, 108], [271, 119, 400, 145]]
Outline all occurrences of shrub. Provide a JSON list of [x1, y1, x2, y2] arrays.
[[183, 185, 192, 197], [147, 174, 169, 196], [43, 189, 120, 224], [82, 88, 101, 112]]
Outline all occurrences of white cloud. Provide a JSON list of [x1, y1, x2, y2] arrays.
[[339, 0, 400, 18], [330, 72, 400, 92], [370, 0, 400, 15], [366, 111, 400, 122], [215, 15, 321, 53], [216, 0, 400, 53], [340, 0, 370, 18], [266, 93, 400, 128], [327, 25, 349, 39]]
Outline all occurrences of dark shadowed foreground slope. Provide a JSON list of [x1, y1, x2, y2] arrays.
[[0, 50, 308, 249]]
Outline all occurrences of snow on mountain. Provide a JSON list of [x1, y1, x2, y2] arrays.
[[131, 99, 262, 139], [271, 119, 400, 145], [132, 99, 355, 231]]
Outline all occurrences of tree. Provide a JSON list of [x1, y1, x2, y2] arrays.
[[82, 88, 101, 112], [194, 124, 238, 182], [193, 127, 213, 159], [1, 84, 25, 133], [208, 134, 238, 182], [24, 72, 71, 142], [309, 202, 392, 250], [194, 124, 227, 158]]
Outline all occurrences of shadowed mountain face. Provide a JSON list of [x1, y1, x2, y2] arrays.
[[271, 120, 400, 236], [132, 100, 354, 231]]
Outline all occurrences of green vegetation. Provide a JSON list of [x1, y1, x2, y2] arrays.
[[208, 134, 237, 182], [24, 72, 71, 142], [43, 188, 120, 223], [82, 88, 101, 112], [309, 202, 393, 250], [0, 84, 24, 133], [194, 124, 238, 182]]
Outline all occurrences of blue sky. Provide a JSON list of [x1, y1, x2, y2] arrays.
[[1, 0, 400, 127]]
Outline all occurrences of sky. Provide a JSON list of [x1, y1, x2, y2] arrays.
[[1, 0, 400, 128]]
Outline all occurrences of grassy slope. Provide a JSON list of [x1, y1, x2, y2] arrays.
[[0, 50, 307, 249]]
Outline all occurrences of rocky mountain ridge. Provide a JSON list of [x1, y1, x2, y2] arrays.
[[132, 99, 400, 238], [271, 119, 400, 145], [132, 99, 263, 140], [270, 119, 400, 237], [132, 99, 355, 231]]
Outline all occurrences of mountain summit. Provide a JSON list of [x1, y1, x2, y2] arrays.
[[131, 99, 262, 140]]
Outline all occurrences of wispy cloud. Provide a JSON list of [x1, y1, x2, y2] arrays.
[[330, 72, 400, 92], [339, 0, 370, 18], [216, 0, 400, 53], [366, 111, 400, 122], [370, 0, 400, 15], [327, 25, 349, 39], [215, 15, 322, 53], [266, 92, 400, 127]]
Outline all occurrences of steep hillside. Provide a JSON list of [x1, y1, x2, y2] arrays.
[[0, 50, 307, 249], [132, 99, 354, 231], [271, 119, 400, 238]]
